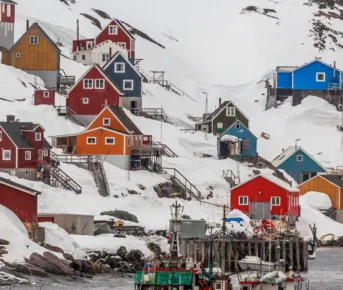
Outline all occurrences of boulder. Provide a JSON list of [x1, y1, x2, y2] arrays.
[[63, 253, 75, 261], [44, 243, 65, 254], [126, 249, 144, 263], [81, 260, 95, 275], [0, 249, 8, 256], [0, 239, 9, 245], [117, 246, 128, 259], [10, 263, 48, 278], [94, 223, 113, 236]]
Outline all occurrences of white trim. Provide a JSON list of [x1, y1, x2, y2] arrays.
[[103, 51, 140, 78], [124, 135, 126, 155], [292, 59, 343, 73], [316, 72, 325, 82], [123, 79, 134, 90], [16, 52, 21, 58], [0, 179, 40, 196], [25, 151, 31, 160], [43, 149, 49, 157], [94, 19, 135, 45], [43, 91, 49, 98], [29, 35, 39, 45], [83, 79, 93, 89], [20, 125, 45, 132], [2, 150, 11, 160], [296, 154, 303, 162], [108, 25, 118, 35], [105, 137, 115, 145], [219, 120, 257, 140], [35, 132, 42, 141], [15, 147, 18, 168], [0, 131, 2, 141], [226, 107, 236, 117], [201, 125, 209, 132], [114, 62, 125, 73], [298, 174, 340, 189], [238, 196, 248, 205], [103, 118, 110, 126], [50, 126, 130, 139], [235, 123, 240, 129], [86, 137, 97, 145], [67, 64, 123, 97], [82, 97, 89, 104], [271, 196, 280, 206], [95, 79, 105, 89], [217, 122, 223, 129]]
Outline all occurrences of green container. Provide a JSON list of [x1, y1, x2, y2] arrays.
[[136, 271, 193, 285]]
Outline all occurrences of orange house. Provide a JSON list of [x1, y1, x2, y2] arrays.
[[51, 106, 153, 169]]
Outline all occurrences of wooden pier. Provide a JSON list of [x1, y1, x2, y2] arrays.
[[180, 238, 308, 272]]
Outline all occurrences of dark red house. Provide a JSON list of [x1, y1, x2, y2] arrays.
[[66, 63, 123, 121], [0, 115, 51, 180], [0, 176, 40, 222], [72, 19, 136, 59], [230, 174, 300, 219], [33, 89, 55, 106]]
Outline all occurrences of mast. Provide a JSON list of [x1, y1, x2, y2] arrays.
[[220, 205, 227, 273], [169, 200, 184, 263], [209, 226, 214, 280]]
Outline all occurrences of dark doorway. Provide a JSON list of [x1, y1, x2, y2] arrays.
[[130, 100, 137, 113]]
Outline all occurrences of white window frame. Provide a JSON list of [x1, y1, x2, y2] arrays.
[[103, 118, 110, 126], [102, 53, 109, 62], [239, 196, 248, 205], [226, 107, 236, 117], [271, 196, 281, 206], [217, 122, 223, 129], [95, 79, 105, 89], [235, 123, 241, 129], [29, 35, 39, 45], [123, 80, 134, 91], [0, 131, 2, 141], [108, 25, 118, 35], [201, 125, 208, 132], [316, 72, 325, 82], [86, 41, 93, 50], [83, 79, 93, 89], [105, 137, 115, 145], [86, 137, 97, 145], [82, 98, 89, 104], [296, 155, 303, 162], [25, 151, 31, 160], [35, 132, 41, 141], [114, 62, 125, 73], [6, 4, 10, 17], [43, 91, 49, 98], [81, 54, 86, 60], [43, 149, 49, 157], [2, 150, 11, 160], [15, 52, 21, 58]]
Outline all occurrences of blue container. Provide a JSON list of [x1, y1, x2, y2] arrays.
[[226, 217, 244, 223]]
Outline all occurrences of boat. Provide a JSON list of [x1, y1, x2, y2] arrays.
[[238, 256, 277, 272]]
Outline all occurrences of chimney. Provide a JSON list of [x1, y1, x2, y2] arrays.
[[6, 115, 15, 123], [76, 19, 80, 51], [26, 20, 29, 31], [219, 97, 222, 107], [109, 47, 112, 58], [104, 99, 108, 106]]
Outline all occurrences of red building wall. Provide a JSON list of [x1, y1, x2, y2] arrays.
[[67, 67, 121, 116], [230, 176, 299, 217], [72, 38, 94, 52], [0, 184, 38, 222], [0, 128, 17, 168], [34, 90, 55, 106], [0, 3, 15, 23], [95, 20, 134, 59], [37, 216, 55, 223]]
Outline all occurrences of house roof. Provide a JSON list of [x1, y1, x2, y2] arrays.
[[219, 120, 257, 140], [0, 0, 17, 4], [50, 126, 130, 139], [67, 63, 123, 96], [0, 176, 40, 196], [320, 175, 343, 188], [293, 59, 343, 73], [276, 66, 298, 72], [0, 122, 50, 149], [231, 174, 299, 192], [9, 22, 61, 54], [107, 106, 143, 135], [197, 101, 249, 125], [102, 51, 140, 78], [271, 146, 326, 171], [95, 19, 135, 44]]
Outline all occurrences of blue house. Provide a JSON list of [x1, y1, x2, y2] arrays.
[[217, 120, 257, 159], [103, 51, 142, 112], [271, 146, 327, 184]]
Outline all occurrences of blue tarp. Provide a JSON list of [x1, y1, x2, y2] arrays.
[[226, 217, 244, 223]]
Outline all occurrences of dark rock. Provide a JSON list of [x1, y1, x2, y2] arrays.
[[44, 243, 65, 254], [94, 223, 113, 236], [126, 249, 144, 263], [63, 253, 75, 261], [10, 263, 48, 278], [105, 256, 118, 269], [80, 13, 102, 30], [148, 243, 162, 256], [0, 239, 9, 245], [117, 246, 127, 258], [100, 210, 139, 223], [27, 252, 72, 276], [72, 259, 83, 272], [82, 260, 95, 275], [0, 249, 8, 256], [128, 189, 139, 195], [91, 8, 111, 19]]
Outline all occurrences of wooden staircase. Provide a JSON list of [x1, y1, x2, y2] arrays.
[[43, 161, 82, 194], [50, 152, 110, 197], [153, 142, 178, 157], [222, 170, 241, 187], [66, 108, 90, 127], [162, 167, 201, 200], [132, 108, 172, 124]]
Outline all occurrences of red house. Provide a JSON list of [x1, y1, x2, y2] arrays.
[[72, 19, 136, 59], [0, 0, 16, 50], [33, 90, 55, 106], [66, 63, 123, 121], [230, 174, 300, 219], [0, 115, 51, 180], [0, 176, 40, 222]]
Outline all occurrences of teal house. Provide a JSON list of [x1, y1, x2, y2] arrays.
[[271, 146, 327, 184]]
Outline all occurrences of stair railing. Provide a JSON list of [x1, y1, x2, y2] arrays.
[[222, 170, 241, 187]]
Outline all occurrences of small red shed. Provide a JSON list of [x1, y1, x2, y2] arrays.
[[230, 174, 300, 220], [0, 176, 40, 223], [33, 90, 55, 106]]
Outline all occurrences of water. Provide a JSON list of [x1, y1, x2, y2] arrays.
[[2, 248, 342, 290]]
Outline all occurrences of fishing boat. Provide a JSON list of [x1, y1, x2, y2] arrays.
[[238, 256, 277, 272]]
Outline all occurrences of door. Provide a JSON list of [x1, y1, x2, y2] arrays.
[[301, 172, 310, 183], [250, 202, 270, 219], [130, 100, 137, 113], [38, 149, 43, 161]]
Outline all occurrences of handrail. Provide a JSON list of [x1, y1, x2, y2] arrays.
[[51, 153, 101, 164], [169, 83, 196, 102], [132, 108, 172, 124], [153, 142, 178, 157], [162, 167, 201, 200], [99, 161, 110, 196], [66, 107, 89, 127], [222, 170, 240, 186]]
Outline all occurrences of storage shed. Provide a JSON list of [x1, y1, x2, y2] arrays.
[[38, 213, 94, 235], [34, 90, 55, 106]]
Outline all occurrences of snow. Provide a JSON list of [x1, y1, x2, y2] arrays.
[[220, 134, 239, 142], [300, 191, 332, 210], [39, 222, 87, 259]]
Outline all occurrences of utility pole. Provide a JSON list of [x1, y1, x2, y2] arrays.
[[220, 205, 227, 273], [202, 92, 208, 140]]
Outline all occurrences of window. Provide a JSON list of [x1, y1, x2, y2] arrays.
[[235, 123, 240, 129], [102, 53, 110, 62], [43, 150, 49, 157], [25, 151, 31, 160], [226, 107, 236, 116], [95, 79, 105, 89], [6, 4, 10, 17], [86, 41, 93, 50], [43, 91, 49, 98], [201, 125, 208, 132], [217, 122, 223, 129], [123, 80, 134, 90], [103, 118, 110, 126], [35, 132, 41, 141], [87, 137, 96, 144], [82, 54, 86, 60], [83, 79, 93, 89], [242, 140, 250, 150], [105, 137, 115, 145], [216, 283, 222, 290], [114, 62, 125, 73], [82, 98, 89, 104], [2, 150, 11, 160], [239, 196, 248, 205], [0, 131, 2, 141], [118, 42, 126, 49], [296, 155, 303, 162], [271, 197, 280, 206], [29, 35, 39, 45], [73, 55, 76, 61], [16, 52, 21, 58], [108, 25, 118, 35], [316, 72, 325, 82]]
